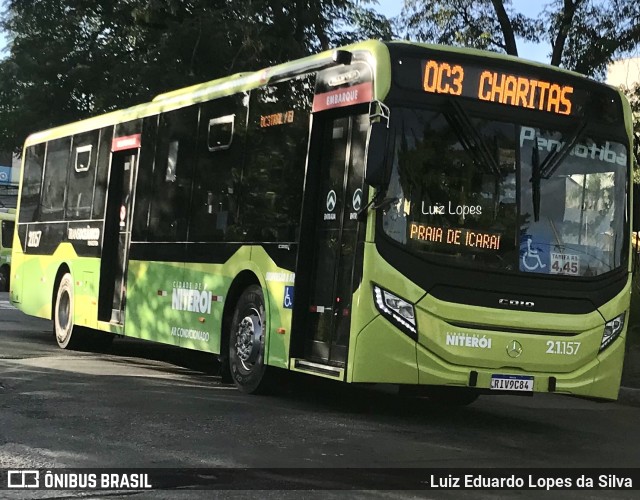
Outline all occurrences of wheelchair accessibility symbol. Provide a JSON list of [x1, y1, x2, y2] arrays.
[[283, 286, 294, 309], [521, 236, 546, 271]]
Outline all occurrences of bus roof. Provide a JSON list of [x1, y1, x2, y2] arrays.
[[23, 39, 624, 148], [24, 39, 391, 147]]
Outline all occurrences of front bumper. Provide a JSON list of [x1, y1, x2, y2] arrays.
[[351, 311, 626, 400]]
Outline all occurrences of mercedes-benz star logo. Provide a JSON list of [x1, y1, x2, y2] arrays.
[[506, 340, 523, 358], [326, 190, 337, 212]]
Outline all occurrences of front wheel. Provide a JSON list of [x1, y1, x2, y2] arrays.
[[229, 285, 269, 394]]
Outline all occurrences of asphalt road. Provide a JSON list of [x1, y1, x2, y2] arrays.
[[2, 291, 640, 499]]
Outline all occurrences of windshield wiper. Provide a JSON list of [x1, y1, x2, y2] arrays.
[[539, 119, 588, 179], [531, 137, 541, 222], [444, 100, 501, 177], [529, 119, 588, 222]]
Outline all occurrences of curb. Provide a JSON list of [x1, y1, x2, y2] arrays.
[[618, 387, 640, 406]]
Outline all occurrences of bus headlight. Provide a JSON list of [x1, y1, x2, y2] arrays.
[[600, 313, 625, 352], [373, 284, 417, 339]]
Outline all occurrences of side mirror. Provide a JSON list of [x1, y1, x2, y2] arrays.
[[364, 122, 388, 188]]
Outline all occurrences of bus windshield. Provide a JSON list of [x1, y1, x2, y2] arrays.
[[382, 107, 628, 277]]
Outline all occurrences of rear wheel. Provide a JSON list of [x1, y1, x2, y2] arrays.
[[54, 273, 83, 349], [228, 285, 269, 394], [53, 273, 115, 350]]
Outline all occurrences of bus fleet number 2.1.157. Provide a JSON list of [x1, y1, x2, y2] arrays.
[[546, 340, 581, 355], [27, 230, 42, 248]]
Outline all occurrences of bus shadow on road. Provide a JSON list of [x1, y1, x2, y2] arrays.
[[47, 333, 595, 441], [103, 336, 222, 376]]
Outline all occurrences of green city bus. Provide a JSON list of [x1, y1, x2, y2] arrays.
[[0, 208, 15, 291], [10, 40, 634, 403]]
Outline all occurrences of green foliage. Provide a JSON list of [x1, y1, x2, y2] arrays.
[[547, 0, 640, 78], [400, 0, 640, 78], [400, 0, 540, 55], [0, 0, 392, 152]]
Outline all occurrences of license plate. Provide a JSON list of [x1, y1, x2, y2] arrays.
[[490, 374, 534, 392]]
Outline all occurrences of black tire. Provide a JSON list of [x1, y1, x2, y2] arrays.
[[0, 266, 9, 292], [53, 273, 85, 349], [54, 272, 115, 351], [228, 285, 270, 394]]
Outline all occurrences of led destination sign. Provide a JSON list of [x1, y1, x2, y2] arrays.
[[409, 222, 502, 251], [421, 59, 574, 116]]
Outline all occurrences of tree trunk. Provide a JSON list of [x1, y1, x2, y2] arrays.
[[491, 0, 518, 56], [551, 0, 581, 67]]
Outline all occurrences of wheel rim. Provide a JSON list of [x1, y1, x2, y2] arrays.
[[57, 290, 71, 343], [234, 307, 263, 372]]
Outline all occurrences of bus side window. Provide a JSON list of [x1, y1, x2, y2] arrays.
[[241, 77, 313, 242], [18, 144, 46, 223], [148, 106, 198, 242], [66, 130, 99, 220], [207, 116, 234, 152], [130, 117, 157, 242], [92, 126, 113, 220], [1, 221, 13, 248], [40, 138, 71, 222], [189, 95, 246, 243]]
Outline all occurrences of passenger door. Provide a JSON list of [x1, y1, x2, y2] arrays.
[[99, 144, 138, 324], [298, 113, 369, 365]]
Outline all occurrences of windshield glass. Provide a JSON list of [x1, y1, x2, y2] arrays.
[[382, 107, 628, 277]]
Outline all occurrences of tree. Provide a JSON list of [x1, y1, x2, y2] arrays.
[[400, 0, 640, 79], [0, 0, 391, 153], [399, 0, 539, 57]]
